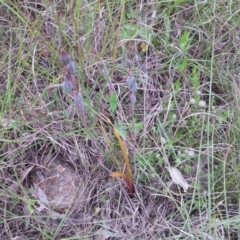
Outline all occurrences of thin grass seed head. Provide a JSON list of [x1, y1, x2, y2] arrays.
[[62, 76, 73, 93]]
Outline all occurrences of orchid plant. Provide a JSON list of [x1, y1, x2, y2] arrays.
[[59, 48, 137, 196], [59, 49, 110, 173]]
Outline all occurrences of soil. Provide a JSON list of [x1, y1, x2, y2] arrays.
[[30, 156, 85, 212]]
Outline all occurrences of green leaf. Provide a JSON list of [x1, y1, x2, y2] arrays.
[[129, 119, 144, 133], [27, 199, 36, 214], [191, 67, 199, 89], [178, 57, 188, 72], [151, 36, 161, 49], [108, 92, 118, 113], [114, 124, 128, 137], [175, 78, 181, 93], [194, 93, 200, 103], [121, 24, 151, 40], [135, 121, 144, 133], [126, 8, 135, 19], [179, 30, 189, 52]]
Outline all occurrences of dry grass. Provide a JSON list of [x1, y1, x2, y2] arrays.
[[0, 1, 240, 239]]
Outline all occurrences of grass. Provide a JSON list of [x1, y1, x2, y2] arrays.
[[1, 0, 240, 239]]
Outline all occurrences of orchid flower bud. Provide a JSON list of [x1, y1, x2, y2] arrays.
[[130, 81, 137, 93], [127, 76, 137, 93], [73, 92, 84, 111], [126, 76, 134, 87], [66, 61, 76, 75], [130, 93, 136, 105], [60, 52, 72, 66], [62, 76, 73, 93]]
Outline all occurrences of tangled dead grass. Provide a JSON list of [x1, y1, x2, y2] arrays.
[[0, 1, 240, 239]]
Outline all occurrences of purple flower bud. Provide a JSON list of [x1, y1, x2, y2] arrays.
[[74, 92, 84, 111], [60, 53, 71, 66], [62, 76, 73, 93], [66, 61, 76, 75], [127, 76, 137, 93], [130, 93, 136, 105], [126, 76, 134, 87], [130, 81, 137, 93]]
